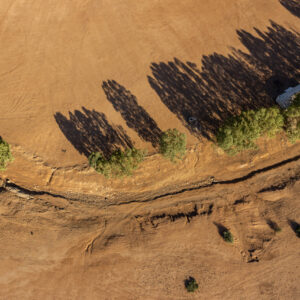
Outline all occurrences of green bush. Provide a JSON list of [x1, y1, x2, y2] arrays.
[[274, 227, 282, 233], [217, 107, 284, 155], [88, 148, 146, 178], [184, 277, 198, 293], [284, 93, 300, 143], [222, 230, 234, 243], [159, 129, 186, 162], [0, 137, 13, 170]]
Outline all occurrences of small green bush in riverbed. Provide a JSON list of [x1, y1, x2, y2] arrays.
[[88, 148, 146, 178], [184, 277, 198, 293], [0, 137, 13, 170], [222, 230, 234, 243]]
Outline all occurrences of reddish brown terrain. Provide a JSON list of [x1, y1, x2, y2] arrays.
[[0, 0, 299, 299]]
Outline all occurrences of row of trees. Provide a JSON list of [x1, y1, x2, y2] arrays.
[[89, 129, 187, 178], [0, 128, 187, 177], [0, 129, 187, 177], [217, 93, 300, 155], [1, 94, 299, 175]]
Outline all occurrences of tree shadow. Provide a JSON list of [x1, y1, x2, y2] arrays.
[[287, 219, 300, 238], [265, 75, 298, 100], [213, 222, 229, 238], [102, 80, 162, 147], [54, 107, 133, 158], [280, 0, 300, 18], [148, 21, 300, 140], [266, 219, 281, 232], [233, 21, 300, 89]]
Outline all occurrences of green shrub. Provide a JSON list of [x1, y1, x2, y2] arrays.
[[0, 137, 13, 170], [284, 93, 300, 143], [274, 227, 282, 233], [256, 107, 285, 137], [88, 148, 146, 178], [222, 230, 234, 243], [184, 277, 198, 293], [217, 107, 284, 155], [159, 129, 186, 162]]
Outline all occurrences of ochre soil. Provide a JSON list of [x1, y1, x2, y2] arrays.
[[0, 0, 300, 299], [0, 148, 299, 299], [0, 0, 299, 167]]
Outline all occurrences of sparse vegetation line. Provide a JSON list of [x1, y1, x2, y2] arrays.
[[88, 129, 187, 178], [1, 153, 300, 206]]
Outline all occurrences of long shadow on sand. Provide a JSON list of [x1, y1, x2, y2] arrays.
[[280, 0, 300, 18], [54, 107, 133, 158], [148, 21, 300, 140], [102, 80, 162, 147], [288, 219, 300, 238]]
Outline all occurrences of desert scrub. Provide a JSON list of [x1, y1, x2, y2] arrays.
[[184, 277, 198, 293], [88, 148, 146, 178], [0, 137, 13, 170], [284, 93, 300, 143], [222, 230, 234, 243], [216, 106, 284, 155], [159, 129, 186, 162]]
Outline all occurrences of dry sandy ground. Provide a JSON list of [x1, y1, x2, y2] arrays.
[[0, 0, 299, 167], [0, 0, 300, 299], [0, 153, 299, 299]]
